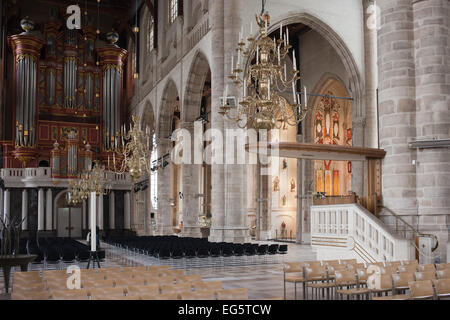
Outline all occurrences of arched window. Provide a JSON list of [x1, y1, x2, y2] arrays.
[[169, 0, 178, 24], [147, 15, 154, 52]]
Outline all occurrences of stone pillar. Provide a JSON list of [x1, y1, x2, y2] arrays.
[[296, 159, 303, 244], [208, 0, 250, 243], [3, 190, 9, 223], [37, 188, 45, 231], [157, 142, 174, 235], [82, 200, 87, 230], [124, 191, 131, 230], [363, 0, 379, 149], [181, 122, 202, 238], [45, 189, 52, 230], [22, 189, 28, 230], [352, 118, 366, 196], [377, 0, 417, 215], [413, 0, 450, 262], [97, 193, 104, 230], [109, 191, 115, 229]]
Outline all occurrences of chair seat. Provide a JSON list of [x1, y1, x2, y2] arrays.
[[308, 282, 335, 289], [372, 294, 410, 301], [285, 276, 306, 283], [337, 288, 371, 295]]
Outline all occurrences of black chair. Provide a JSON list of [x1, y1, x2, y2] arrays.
[[197, 247, 209, 258], [278, 244, 288, 254], [233, 245, 244, 256], [172, 248, 184, 259], [257, 245, 268, 255], [159, 248, 171, 259], [268, 244, 279, 255]]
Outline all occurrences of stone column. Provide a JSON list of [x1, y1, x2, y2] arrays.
[[22, 189, 28, 230], [3, 189, 9, 223], [363, 0, 379, 149], [109, 191, 115, 229], [377, 0, 417, 215], [124, 191, 131, 230], [82, 200, 87, 230], [38, 188, 45, 231], [208, 0, 250, 243], [45, 189, 52, 230], [413, 0, 450, 262], [97, 193, 104, 230], [181, 122, 202, 238], [157, 142, 174, 235]]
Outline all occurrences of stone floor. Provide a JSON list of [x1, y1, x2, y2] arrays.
[[0, 241, 318, 300]]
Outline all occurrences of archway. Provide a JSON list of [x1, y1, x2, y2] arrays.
[[156, 80, 180, 235], [181, 51, 212, 238], [54, 190, 83, 238]]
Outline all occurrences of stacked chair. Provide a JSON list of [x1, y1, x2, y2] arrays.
[[283, 259, 450, 300], [10, 265, 250, 300]]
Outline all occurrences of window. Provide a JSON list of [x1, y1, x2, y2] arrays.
[[169, 0, 178, 24], [150, 133, 158, 210], [147, 15, 154, 52]]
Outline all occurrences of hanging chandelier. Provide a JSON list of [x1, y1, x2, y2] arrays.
[[67, 160, 110, 206], [110, 115, 153, 181], [219, 10, 309, 130]]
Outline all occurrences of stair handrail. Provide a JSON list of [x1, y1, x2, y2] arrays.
[[380, 206, 438, 252]]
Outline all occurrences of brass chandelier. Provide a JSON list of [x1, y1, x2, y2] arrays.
[[111, 115, 153, 181], [67, 160, 110, 206], [220, 11, 309, 130]]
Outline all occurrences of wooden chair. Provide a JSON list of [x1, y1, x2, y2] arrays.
[[126, 284, 160, 296], [50, 289, 90, 300], [217, 288, 248, 300], [356, 268, 368, 287], [283, 262, 306, 300], [436, 263, 450, 271], [380, 266, 398, 275], [392, 272, 414, 294], [384, 261, 402, 268], [305, 265, 333, 300], [437, 269, 450, 280], [347, 263, 365, 271], [303, 261, 322, 268], [178, 275, 203, 284], [322, 260, 340, 267], [327, 264, 347, 279], [193, 281, 222, 292], [11, 291, 50, 300], [140, 293, 180, 300], [335, 270, 369, 300], [398, 264, 418, 274], [409, 280, 434, 300], [370, 274, 394, 297], [161, 282, 192, 295], [402, 260, 419, 266], [414, 271, 436, 281], [180, 290, 216, 300], [340, 259, 357, 265], [161, 269, 185, 279], [418, 264, 436, 272], [433, 279, 450, 299]]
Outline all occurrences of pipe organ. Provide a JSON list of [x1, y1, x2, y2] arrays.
[[3, 18, 128, 177]]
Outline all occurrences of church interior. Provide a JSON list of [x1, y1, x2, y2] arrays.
[[0, 0, 449, 302]]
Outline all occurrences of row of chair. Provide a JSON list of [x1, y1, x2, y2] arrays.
[[11, 265, 250, 300], [283, 259, 450, 300], [106, 236, 288, 259]]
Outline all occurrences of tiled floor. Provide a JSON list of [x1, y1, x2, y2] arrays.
[[0, 241, 318, 300]]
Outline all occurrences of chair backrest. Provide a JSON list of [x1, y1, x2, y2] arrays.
[[180, 290, 216, 300], [126, 284, 160, 296], [140, 293, 180, 300], [328, 264, 347, 276], [303, 261, 322, 268], [322, 260, 340, 267], [418, 264, 436, 272], [193, 281, 223, 292], [304, 265, 327, 281], [433, 279, 450, 296], [161, 282, 192, 294], [392, 273, 414, 288], [335, 270, 357, 286], [402, 260, 419, 266], [436, 263, 450, 271], [217, 288, 248, 300], [283, 262, 303, 273], [384, 261, 402, 268], [178, 275, 203, 283], [437, 269, 450, 280], [409, 280, 434, 299], [340, 259, 357, 265], [356, 268, 368, 282], [381, 266, 398, 275], [398, 264, 418, 274], [415, 271, 436, 281]]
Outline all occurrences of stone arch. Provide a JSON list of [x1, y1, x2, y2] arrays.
[[140, 100, 156, 132], [157, 79, 180, 148], [53, 190, 83, 235], [267, 11, 364, 120], [183, 50, 211, 122]]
